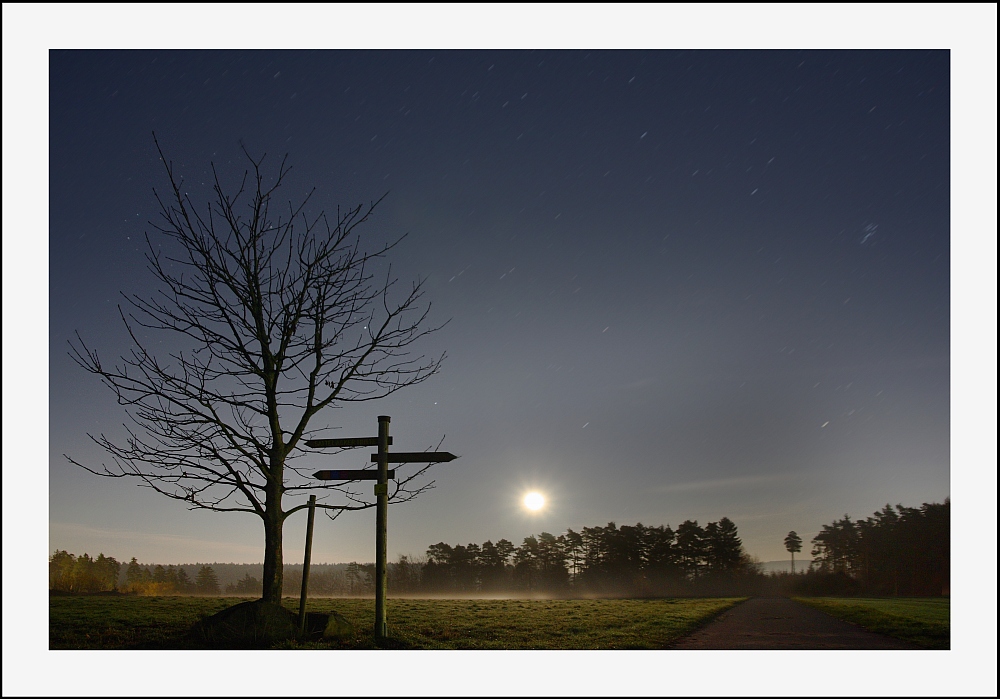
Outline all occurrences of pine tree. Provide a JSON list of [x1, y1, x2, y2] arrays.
[[93, 554, 122, 591], [124, 557, 146, 593], [784, 531, 803, 573], [705, 517, 743, 574], [675, 520, 706, 578], [195, 565, 220, 595], [176, 568, 192, 593]]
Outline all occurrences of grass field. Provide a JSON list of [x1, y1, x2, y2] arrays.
[[795, 597, 950, 649], [49, 595, 743, 650]]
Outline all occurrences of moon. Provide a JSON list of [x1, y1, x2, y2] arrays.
[[523, 491, 545, 511]]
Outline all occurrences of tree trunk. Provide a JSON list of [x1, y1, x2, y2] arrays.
[[261, 492, 284, 604]]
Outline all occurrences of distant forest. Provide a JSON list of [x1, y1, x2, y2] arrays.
[[47, 554, 359, 597], [50, 500, 948, 598]]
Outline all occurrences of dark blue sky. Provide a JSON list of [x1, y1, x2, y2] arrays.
[[4, 5, 995, 696], [46, 47, 954, 566]]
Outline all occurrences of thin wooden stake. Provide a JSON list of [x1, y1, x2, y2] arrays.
[[298, 494, 317, 637]]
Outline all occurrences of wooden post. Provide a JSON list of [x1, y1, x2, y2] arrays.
[[298, 494, 317, 638], [374, 415, 390, 641]]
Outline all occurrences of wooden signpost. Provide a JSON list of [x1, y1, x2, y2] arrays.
[[305, 437, 392, 448], [307, 415, 457, 642], [370, 452, 457, 463], [313, 469, 396, 481]]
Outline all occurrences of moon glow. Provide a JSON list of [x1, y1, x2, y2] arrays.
[[523, 492, 545, 511]]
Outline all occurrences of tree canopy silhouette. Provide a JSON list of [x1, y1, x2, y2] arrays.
[[417, 517, 760, 596], [810, 500, 949, 596], [67, 135, 445, 603], [784, 531, 803, 573]]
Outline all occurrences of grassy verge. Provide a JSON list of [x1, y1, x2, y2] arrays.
[[49, 595, 237, 649], [794, 597, 949, 649], [50, 595, 743, 650]]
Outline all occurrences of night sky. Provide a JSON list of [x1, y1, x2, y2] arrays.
[[47, 46, 953, 567], [3, 5, 996, 694]]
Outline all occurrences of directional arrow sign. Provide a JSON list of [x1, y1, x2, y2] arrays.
[[305, 437, 392, 448], [370, 452, 457, 463], [314, 469, 395, 481]]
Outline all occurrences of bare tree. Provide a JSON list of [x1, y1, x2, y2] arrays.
[[67, 135, 445, 603]]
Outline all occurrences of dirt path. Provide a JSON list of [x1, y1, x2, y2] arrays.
[[668, 597, 922, 649]]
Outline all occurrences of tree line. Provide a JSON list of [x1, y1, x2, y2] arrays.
[[51, 499, 948, 598], [49, 551, 123, 593], [804, 499, 949, 596], [48, 517, 757, 598], [413, 517, 760, 597], [49, 552, 382, 597], [49, 552, 227, 595]]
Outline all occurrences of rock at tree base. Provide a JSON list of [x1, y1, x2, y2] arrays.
[[323, 611, 354, 639], [186, 601, 356, 647], [188, 600, 298, 648], [299, 611, 353, 639]]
